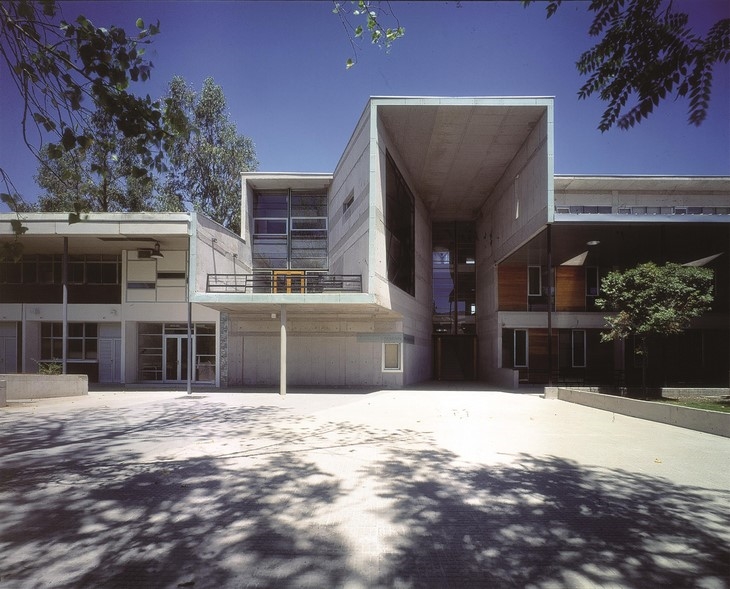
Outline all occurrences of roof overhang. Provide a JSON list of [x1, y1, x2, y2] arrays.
[[0, 212, 192, 255], [242, 173, 333, 192], [373, 96, 553, 218]]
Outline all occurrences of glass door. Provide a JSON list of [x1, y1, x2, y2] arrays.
[[164, 335, 188, 382]]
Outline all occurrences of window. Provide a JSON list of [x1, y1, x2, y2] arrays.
[[254, 219, 287, 235], [514, 330, 528, 368], [343, 191, 354, 214], [41, 322, 98, 360], [572, 330, 586, 367], [385, 152, 415, 296], [432, 222, 476, 335], [586, 267, 599, 297], [528, 266, 542, 296], [383, 342, 402, 371], [252, 190, 328, 270]]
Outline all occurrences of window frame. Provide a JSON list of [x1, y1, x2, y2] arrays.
[[382, 342, 403, 372], [528, 266, 542, 297], [514, 329, 528, 368], [572, 329, 586, 368]]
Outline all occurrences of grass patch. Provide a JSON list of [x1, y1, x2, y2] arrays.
[[659, 397, 730, 414]]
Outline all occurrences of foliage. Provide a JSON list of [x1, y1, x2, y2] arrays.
[[159, 77, 257, 233], [524, 0, 730, 131], [37, 360, 62, 375], [596, 262, 714, 391], [34, 109, 156, 213], [332, 0, 405, 69], [595, 262, 714, 343], [0, 0, 164, 209]]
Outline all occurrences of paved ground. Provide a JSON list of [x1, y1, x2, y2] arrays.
[[1, 386, 729, 589]]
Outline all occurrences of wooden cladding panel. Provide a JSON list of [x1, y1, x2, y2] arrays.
[[498, 266, 527, 311], [556, 266, 585, 312]]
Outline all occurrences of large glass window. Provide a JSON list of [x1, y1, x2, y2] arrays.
[[385, 152, 415, 296], [432, 222, 476, 335], [137, 323, 216, 382], [252, 190, 328, 270], [0, 254, 120, 285]]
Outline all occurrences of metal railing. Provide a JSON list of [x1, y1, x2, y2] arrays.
[[206, 273, 363, 294]]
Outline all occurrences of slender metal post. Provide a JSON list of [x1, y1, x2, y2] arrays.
[[187, 301, 192, 395], [280, 306, 287, 396], [547, 225, 553, 386], [62, 237, 68, 374]]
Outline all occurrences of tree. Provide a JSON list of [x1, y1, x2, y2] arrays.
[[338, 0, 730, 130], [159, 77, 257, 233], [332, 0, 405, 69], [35, 108, 156, 213], [0, 0, 164, 211], [525, 0, 730, 131], [595, 262, 715, 391]]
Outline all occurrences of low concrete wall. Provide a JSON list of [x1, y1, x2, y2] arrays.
[[0, 374, 88, 401], [661, 388, 730, 400], [544, 387, 729, 438], [0, 380, 6, 407]]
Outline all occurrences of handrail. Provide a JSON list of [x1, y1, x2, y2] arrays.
[[206, 273, 363, 294]]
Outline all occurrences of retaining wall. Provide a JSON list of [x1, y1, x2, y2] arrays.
[[0, 374, 88, 401], [544, 387, 729, 438]]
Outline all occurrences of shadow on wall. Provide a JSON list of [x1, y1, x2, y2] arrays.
[[0, 400, 728, 588]]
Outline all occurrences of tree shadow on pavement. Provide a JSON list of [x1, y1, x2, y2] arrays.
[[1, 398, 729, 588], [0, 402, 365, 589], [367, 448, 730, 588]]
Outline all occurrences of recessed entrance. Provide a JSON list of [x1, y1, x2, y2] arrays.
[[164, 334, 189, 382]]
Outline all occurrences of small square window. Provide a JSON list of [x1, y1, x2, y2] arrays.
[[383, 342, 402, 371]]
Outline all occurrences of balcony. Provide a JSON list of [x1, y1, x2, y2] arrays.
[[206, 272, 363, 294]]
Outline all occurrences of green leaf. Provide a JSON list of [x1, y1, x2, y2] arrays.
[[346, 58, 354, 69], [136, 17, 144, 29], [10, 219, 28, 235], [61, 127, 76, 151]]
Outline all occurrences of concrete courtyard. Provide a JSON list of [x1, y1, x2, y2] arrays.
[[1, 386, 729, 588]]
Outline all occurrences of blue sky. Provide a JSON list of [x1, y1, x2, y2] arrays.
[[1, 0, 729, 207]]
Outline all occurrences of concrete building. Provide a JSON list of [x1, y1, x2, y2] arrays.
[[1, 97, 728, 389]]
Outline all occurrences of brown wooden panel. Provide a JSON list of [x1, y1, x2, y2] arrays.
[[498, 266, 527, 311], [555, 266, 585, 311]]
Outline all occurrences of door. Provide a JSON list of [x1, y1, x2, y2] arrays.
[[274, 271, 305, 293], [98, 338, 121, 383], [164, 335, 189, 382], [433, 335, 477, 380], [0, 335, 18, 373]]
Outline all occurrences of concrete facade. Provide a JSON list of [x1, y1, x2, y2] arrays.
[[1, 96, 728, 390]]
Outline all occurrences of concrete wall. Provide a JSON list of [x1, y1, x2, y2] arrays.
[[0, 380, 6, 407], [329, 103, 372, 285], [545, 387, 730, 438], [477, 107, 553, 378], [228, 314, 404, 387], [193, 214, 250, 294], [372, 108, 434, 385], [0, 374, 88, 400]]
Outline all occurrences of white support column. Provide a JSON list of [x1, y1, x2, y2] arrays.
[[279, 306, 287, 396]]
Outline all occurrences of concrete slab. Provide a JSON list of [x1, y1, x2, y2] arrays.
[[1, 387, 728, 588]]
